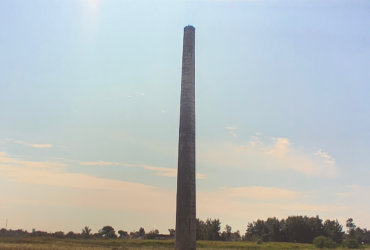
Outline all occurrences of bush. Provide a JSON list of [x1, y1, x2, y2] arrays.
[[343, 238, 359, 249], [256, 239, 263, 244], [53, 231, 65, 238], [313, 236, 338, 249], [66, 231, 75, 238]]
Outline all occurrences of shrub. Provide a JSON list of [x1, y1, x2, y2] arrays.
[[256, 239, 263, 244], [53, 231, 65, 238], [66, 231, 75, 238], [313, 236, 338, 249], [343, 238, 359, 249]]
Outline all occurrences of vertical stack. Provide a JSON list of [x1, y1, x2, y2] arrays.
[[175, 25, 196, 250]]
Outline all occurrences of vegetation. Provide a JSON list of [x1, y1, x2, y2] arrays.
[[313, 236, 338, 249], [0, 237, 318, 250], [1, 216, 369, 249]]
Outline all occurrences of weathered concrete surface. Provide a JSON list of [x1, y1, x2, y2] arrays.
[[175, 25, 196, 250]]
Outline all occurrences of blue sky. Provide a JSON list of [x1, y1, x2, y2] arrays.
[[1, 0, 370, 234]]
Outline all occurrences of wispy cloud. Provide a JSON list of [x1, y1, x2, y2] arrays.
[[225, 126, 238, 137], [79, 161, 206, 179], [225, 126, 237, 130], [1, 152, 366, 233], [220, 186, 298, 200], [142, 165, 177, 177], [0, 152, 64, 169], [80, 161, 121, 166], [314, 149, 335, 165], [135, 91, 145, 96], [161, 110, 166, 113], [0, 152, 175, 217], [14, 141, 53, 148]]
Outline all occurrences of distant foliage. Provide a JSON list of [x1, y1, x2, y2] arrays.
[[313, 236, 338, 249], [343, 238, 359, 249], [100, 226, 117, 238], [118, 230, 128, 238], [145, 229, 159, 239], [168, 229, 175, 236], [53, 231, 65, 238], [244, 216, 344, 244], [66, 231, 75, 238], [139, 227, 146, 237], [256, 239, 263, 245], [81, 226, 91, 239], [196, 218, 221, 241]]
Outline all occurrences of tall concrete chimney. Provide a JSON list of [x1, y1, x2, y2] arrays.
[[175, 25, 196, 250]]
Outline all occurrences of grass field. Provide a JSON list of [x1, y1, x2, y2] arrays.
[[0, 237, 369, 250]]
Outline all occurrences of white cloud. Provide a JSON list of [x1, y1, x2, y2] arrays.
[[161, 110, 166, 113], [314, 149, 335, 165], [199, 135, 338, 177], [256, 132, 262, 135], [14, 141, 53, 148], [135, 91, 145, 96], [225, 126, 237, 130]]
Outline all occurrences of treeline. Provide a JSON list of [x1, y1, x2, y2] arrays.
[[1, 215, 369, 248], [245, 216, 343, 243], [196, 218, 240, 241], [0, 226, 174, 240], [244, 217, 369, 248]]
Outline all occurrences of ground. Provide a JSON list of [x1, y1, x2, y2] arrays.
[[0, 237, 369, 250]]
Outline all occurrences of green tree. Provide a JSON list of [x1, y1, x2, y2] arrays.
[[118, 230, 128, 238], [283, 215, 324, 243], [206, 218, 221, 241], [225, 224, 232, 241], [196, 218, 207, 240], [265, 217, 285, 242], [346, 218, 356, 238], [245, 219, 269, 242], [145, 229, 159, 239], [81, 226, 91, 239], [221, 224, 232, 241], [323, 219, 344, 244], [168, 229, 175, 236], [346, 218, 363, 244], [139, 227, 145, 237], [101, 226, 116, 238]]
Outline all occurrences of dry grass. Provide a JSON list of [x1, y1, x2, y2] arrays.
[[1, 237, 369, 250]]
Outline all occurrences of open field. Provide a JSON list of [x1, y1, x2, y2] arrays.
[[0, 237, 369, 250]]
